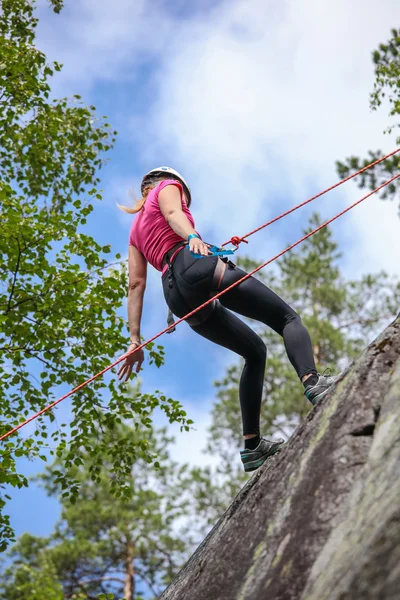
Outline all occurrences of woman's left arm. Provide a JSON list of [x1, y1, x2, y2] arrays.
[[158, 185, 210, 256], [118, 245, 147, 381]]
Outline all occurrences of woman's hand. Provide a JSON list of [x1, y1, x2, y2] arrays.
[[117, 342, 145, 382], [189, 236, 210, 256]]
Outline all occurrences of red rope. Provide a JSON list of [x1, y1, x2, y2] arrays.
[[223, 147, 400, 247], [1, 172, 398, 442]]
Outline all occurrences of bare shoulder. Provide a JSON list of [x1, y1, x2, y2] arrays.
[[158, 183, 182, 218]]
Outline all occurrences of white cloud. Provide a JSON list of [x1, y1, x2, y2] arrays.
[[339, 185, 400, 278], [37, 0, 400, 277], [36, 0, 174, 94], [143, 0, 400, 274]]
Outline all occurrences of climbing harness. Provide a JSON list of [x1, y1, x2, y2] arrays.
[[1, 147, 399, 442], [163, 241, 210, 329], [188, 243, 236, 259], [163, 242, 229, 331]]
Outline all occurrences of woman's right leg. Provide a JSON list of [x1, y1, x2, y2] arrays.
[[219, 262, 318, 382]]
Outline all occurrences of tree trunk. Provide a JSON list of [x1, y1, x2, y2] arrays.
[[123, 540, 135, 600], [312, 342, 320, 364], [161, 314, 400, 600]]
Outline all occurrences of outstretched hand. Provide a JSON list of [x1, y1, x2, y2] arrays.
[[117, 342, 144, 382]]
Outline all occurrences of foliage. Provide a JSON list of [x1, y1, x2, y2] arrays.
[[207, 214, 400, 460], [0, 534, 65, 600], [48, 0, 64, 13], [0, 0, 109, 212], [336, 28, 400, 211], [0, 0, 192, 551], [0, 422, 195, 600], [180, 463, 248, 533]]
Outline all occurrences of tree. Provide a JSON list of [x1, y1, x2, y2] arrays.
[[206, 214, 400, 461], [336, 28, 400, 212], [0, 0, 192, 551], [0, 535, 65, 600], [0, 422, 195, 600]]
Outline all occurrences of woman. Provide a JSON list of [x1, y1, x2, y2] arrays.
[[117, 166, 337, 472]]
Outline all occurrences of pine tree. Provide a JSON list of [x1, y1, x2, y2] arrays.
[[336, 28, 400, 211], [0, 424, 194, 600]]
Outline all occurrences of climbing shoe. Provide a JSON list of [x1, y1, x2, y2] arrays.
[[304, 370, 338, 406], [240, 437, 285, 472]]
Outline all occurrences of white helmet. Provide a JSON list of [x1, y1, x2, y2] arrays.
[[141, 166, 192, 206]]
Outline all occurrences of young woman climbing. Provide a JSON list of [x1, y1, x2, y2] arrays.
[[117, 167, 337, 472]]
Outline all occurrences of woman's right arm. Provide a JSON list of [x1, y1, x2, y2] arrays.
[[117, 244, 146, 381], [158, 185, 210, 256], [127, 244, 147, 344]]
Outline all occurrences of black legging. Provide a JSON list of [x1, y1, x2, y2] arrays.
[[162, 247, 317, 436]]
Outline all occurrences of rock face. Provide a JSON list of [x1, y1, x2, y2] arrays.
[[161, 315, 400, 600]]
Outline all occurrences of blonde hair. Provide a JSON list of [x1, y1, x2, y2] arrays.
[[117, 174, 189, 215], [117, 183, 156, 215]]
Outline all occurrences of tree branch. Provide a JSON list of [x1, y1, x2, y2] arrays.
[[42, 258, 126, 295], [3, 294, 35, 314], [5, 237, 22, 314], [2, 344, 64, 374], [134, 567, 160, 598], [3, 257, 126, 314], [78, 575, 125, 585], [337, 313, 395, 331], [140, 534, 178, 573]]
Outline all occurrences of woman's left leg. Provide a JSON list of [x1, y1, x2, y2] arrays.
[[189, 304, 285, 470], [189, 302, 267, 438]]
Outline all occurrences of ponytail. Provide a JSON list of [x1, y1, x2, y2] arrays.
[[117, 184, 154, 215], [117, 195, 146, 215]]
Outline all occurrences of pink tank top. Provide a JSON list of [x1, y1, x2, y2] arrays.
[[129, 180, 196, 272]]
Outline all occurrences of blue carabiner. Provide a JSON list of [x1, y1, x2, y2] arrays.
[[187, 243, 236, 259]]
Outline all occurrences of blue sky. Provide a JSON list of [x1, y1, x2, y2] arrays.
[[6, 0, 400, 592]]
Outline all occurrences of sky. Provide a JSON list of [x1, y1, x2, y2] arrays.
[[6, 0, 400, 591]]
